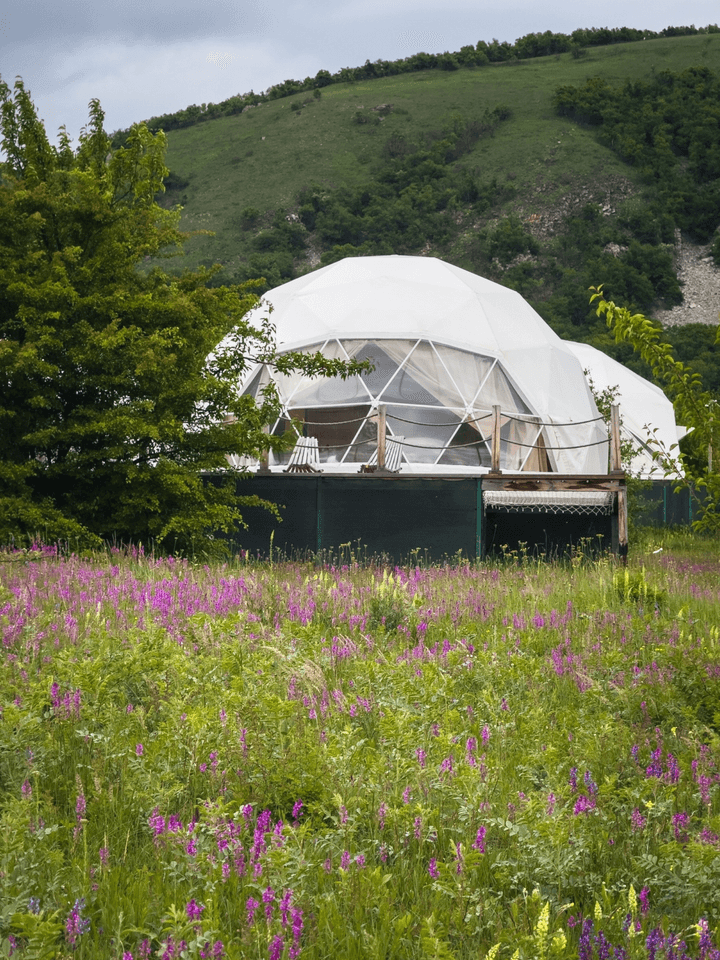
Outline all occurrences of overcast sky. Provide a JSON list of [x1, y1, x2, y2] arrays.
[[3, 0, 719, 144]]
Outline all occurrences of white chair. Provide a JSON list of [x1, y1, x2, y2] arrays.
[[284, 436, 321, 473], [365, 436, 404, 473]]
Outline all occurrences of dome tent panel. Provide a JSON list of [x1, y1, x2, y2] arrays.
[[230, 256, 607, 475], [565, 341, 684, 479]]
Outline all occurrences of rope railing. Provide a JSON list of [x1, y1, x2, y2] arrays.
[[282, 430, 608, 453], [278, 410, 495, 428], [277, 412, 369, 426], [502, 412, 606, 428], [502, 437, 610, 451], [356, 437, 488, 452], [269, 404, 613, 460], [385, 411, 493, 428]]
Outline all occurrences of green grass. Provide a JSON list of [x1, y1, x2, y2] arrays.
[[2, 540, 720, 958], [159, 34, 720, 276]]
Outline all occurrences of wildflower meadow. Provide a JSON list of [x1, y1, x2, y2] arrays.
[[1, 536, 720, 960]]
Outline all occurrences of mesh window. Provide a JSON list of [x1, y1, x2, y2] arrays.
[[439, 421, 492, 467], [474, 365, 531, 415], [341, 340, 414, 398], [431, 345, 495, 407], [500, 418, 542, 471], [293, 405, 372, 464], [385, 405, 460, 464]]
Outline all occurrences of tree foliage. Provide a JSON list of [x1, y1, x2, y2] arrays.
[[555, 66, 720, 242], [592, 288, 720, 531], [0, 79, 362, 550]]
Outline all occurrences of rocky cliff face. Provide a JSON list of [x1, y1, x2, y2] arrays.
[[654, 232, 720, 329]]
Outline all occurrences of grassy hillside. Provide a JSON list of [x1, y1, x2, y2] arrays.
[[151, 34, 720, 412], [159, 33, 720, 274]]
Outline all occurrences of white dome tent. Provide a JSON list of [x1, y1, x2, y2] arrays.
[[565, 341, 688, 479], [235, 256, 608, 475]]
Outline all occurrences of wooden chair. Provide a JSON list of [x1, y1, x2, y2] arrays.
[[284, 436, 321, 473], [363, 436, 405, 473]]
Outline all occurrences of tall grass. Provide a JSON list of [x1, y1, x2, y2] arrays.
[[1, 542, 719, 958]]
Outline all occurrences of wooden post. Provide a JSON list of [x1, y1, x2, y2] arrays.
[[489, 405, 502, 474], [257, 422, 271, 474], [377, 405, 387, 471], [610, 403, 622, 474], [617, 483, 628, 564]]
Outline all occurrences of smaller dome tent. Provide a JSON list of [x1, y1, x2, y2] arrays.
[[566, 341, 687, 478], [237, 256, 608, 474]]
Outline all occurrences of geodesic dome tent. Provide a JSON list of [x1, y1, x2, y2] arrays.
[[235, 256, 609, 474], [565, 341, 688, 479]]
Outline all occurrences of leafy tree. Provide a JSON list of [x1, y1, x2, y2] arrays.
[[0, 79, 363, 550], [592, 288, 720, 532]]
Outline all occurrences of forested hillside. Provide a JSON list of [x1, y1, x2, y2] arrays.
[[138, 30, 720, 389]]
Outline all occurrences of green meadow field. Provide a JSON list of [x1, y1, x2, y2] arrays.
[[2, 533, 720, 959]]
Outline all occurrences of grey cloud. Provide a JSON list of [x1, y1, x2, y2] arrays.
[[9, 0, 276, 46]]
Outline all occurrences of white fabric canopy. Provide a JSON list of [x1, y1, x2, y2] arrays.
[[235, 256, 609, 474], [566, 341, 686, 478]]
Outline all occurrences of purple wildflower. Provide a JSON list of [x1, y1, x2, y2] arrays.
[[472, 826, 486, 853], [699, 827, 720, 845], [665, 753, 681, 784], [378, 803, 387, 829], [290, 907, 304, 957], [594, 930, 612, 960], [355, 854, 366, 868], [340, 850, 351, 870], [579, 919, 594, 960], [638, 887, 650, 915], [136, 743, 144, 757], [672, 812, 690, 843], [246, 897, 259, 926], [428, 858, 439, 879], [698, 918, 713, 960], [186, 899, 204, 922], [280, 889, 293, 927], [263, 886, 276, 920], [569, 767, 578, 792], [646, 927, 664, 960], [269, 936, 284, 960], [646, 748, 663, 779], [631, 808, 647, 832], [149, 809, 165, 836], [439, 755, 454, 776], [416, 748, 426, 768], [292, 800, 303, 821], [414, 816, 422, 840], [573, 794, 596, 815], [65, 898, 90, 948], [584, 770, 598, 796]]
